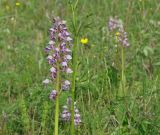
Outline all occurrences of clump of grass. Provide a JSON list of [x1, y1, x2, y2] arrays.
[[40, 101, 49, 135], [0, 111, 8, 135], [19, 96, 30, 134]]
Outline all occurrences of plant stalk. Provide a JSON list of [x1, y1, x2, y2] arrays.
[[71, 1, 79, 134], [121, 47, 125, 97], [54, 64, 60, 135], [71, 33, 78, 135]]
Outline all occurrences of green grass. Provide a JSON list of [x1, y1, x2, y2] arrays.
[[0, 0, 160, 134]]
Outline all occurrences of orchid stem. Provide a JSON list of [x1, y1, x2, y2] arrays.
[[121, 46, 125, 97], [70, 0, 79, 134], [54, 64, 60, 135]]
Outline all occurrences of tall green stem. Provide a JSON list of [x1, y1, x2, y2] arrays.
[[121, 47, 129, 118], [54, 65, 60, 135], [71, 1, 79, 134], [71, 35, 78, 135], [121, 47, 125, 97], [77, 125, 80, 135]]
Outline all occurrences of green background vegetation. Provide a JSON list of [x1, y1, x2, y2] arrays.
[[0, 0, 160, 134]]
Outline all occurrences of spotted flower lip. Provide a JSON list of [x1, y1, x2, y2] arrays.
[[49, 90, 57, 100], [65, 55, 72, 60], [75, 113, 80, 118], [74, 108, 81, 126], [61, 106, 71, 121], [49, 40, 55, 45], [49, 28, 54, 31], [54, 47, 60, 52], [66, 68, 73, 74], [65, 48, 71, 53], [74, 108, 79, 113], [43, 79, 51, 84], [50, 67, 56, 73], [62, 80, 71, 90], [64, 80, 70, 85], [61, 61, 67, 67], [45, 46, 51, 53], [66, 37, 72, 41], [47, 55, 52, 60]]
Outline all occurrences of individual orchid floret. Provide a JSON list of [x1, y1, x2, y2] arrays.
[[108, 16, 123, 31], [66, 68, 73, 74], [50, 67, 56, 73], [74, 107, 81, 126], [43, 79, 51, 84], [61, 61, 68, 67], [49, 90, 57, 100], [62, 80, 71, 90], [64, 55, 72, 60], [61, 105, 71, 121], [117, 28, 130, 47], [74, 113, 81, 126]]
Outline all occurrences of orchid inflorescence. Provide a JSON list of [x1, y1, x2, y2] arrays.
[[43, 17, 73, 99], [61, 97, 81, 126], [108, 17, 130, 47], [43, 17, 81, 128]]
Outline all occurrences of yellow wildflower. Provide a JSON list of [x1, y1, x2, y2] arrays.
[[115, 32, 120, 42], [115, 32, 120, 37], [80, 38, 88, 45], [16, 2, 20, 6]]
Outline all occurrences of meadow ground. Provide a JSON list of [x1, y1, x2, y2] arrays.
[[0, 0, 160, 135]]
